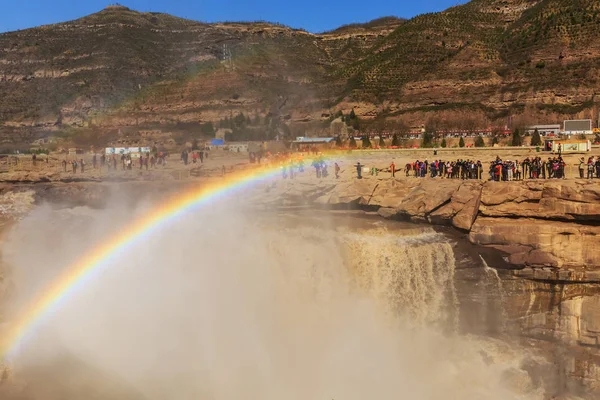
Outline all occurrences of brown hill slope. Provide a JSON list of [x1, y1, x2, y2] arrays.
[[342, 0, 600, 125], [1, 0, 599, 147]]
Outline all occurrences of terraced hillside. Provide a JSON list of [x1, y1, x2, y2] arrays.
[[0, 0, 600, 146], [342, 0, 600, 122]]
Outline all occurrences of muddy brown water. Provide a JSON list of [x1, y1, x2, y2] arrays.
[[0, 200, 598, 399]]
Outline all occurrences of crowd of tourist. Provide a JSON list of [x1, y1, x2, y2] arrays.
[[272, 152, 598, 183], [46, 147, 600, 183], [59, 151, 174, 173], [396, 156, 569, 181], [582, 156, 600, 178]]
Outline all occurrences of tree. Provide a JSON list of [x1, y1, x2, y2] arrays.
[[441, 138, 447, 148], [459, 136, 465, 148], [220, 117, 231, 129], [280, 123, 292, 140], [335, 135, 343, 147], [530, 128, 542, 146], [362, 135, 372, 148], [349, 136, 357, 148], [511, 128, 522, 147], [391, 134, 400, 147], [233, 112, 247, 127], [201, 122, 215, 136], [379, 136, 385, 147], [474, 136, 485, 147], [422, 132, 433, 148], [491, 135, 499, 146]]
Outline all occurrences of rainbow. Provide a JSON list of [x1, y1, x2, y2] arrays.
[[0, 163, 295, 360]]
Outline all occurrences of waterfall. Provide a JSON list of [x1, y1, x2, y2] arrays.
[[342, 230, 459, 330], [0, 203, 543, 400]]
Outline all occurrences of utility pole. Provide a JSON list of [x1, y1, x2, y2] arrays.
[[222, 44, 233, 69]]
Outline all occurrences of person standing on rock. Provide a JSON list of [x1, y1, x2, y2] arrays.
[[312, 159, 321, 178], [32, 153, 37, 168], [356, 162, 362, 179], [390, 161, 396, 178], [72, 160, 77, 174], [62, 159, 67, 173], [80, 159, 85, 173], [334, 163, 340, 179], [92, 154, 97, 169], [181, 150, 188, 166]]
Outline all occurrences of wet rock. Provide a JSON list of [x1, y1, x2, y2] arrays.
[[508, 250, 560, 268], [480, 181, 600, 221], [470, 217, 600, 269], [325, 179, 379, 206], [395, 179, 461, 219], [429, 181, 482, 230], [377, 207, 398, 219], [480, 181, 544, 206], [369, 178, 417, 208]]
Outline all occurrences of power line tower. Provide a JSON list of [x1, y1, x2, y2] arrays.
[[222, 44, 233, 69]]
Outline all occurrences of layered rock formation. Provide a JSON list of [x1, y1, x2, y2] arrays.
[[256, 177, 600, 281]]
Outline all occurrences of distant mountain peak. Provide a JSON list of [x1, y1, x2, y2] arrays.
[[103, 4, 131, 12]]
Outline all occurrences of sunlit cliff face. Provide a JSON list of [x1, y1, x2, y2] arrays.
[[0, 198, 542, 400]]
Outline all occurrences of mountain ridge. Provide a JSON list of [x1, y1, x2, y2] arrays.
[[1, 0, 599, 147]]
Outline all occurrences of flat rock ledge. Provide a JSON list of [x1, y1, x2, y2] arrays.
[[250, 177, 600, 282]]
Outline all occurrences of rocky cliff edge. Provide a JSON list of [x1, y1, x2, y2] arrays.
[[252, 177, 600, 282]]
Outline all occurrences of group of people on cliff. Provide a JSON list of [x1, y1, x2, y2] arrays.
[[180, 150, 208, 165], [581, 156, 600, 179], [504, 156, 567, 180], [379, 156, 569, 181], [402, 159, 484, 180], [62, 151, 173, 174]]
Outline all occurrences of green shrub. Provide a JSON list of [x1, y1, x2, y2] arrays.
[[362, 135, 372, 148], [511, 129, 522, 146], [530, 128, 542, 146]]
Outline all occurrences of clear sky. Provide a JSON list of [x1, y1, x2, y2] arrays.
[[0, 0, 467, 34]]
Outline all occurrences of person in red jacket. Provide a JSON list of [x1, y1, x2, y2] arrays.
[[494, 163, 502, 181]]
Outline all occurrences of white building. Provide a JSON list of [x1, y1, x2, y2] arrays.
[[227, 143, 248, 152], [525, 124, 561, 136]]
